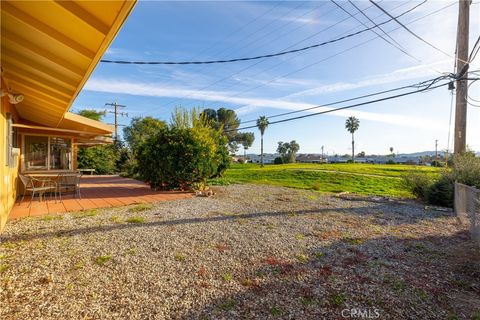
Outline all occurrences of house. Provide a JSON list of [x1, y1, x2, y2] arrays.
[[296, 154, 327, 163], [327, 156, 349, 163], [0, 0, 136, 232], [248, 153, 279, 164]]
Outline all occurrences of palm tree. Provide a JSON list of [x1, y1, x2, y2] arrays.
[[345, 116, 360, 162], [256, 116, 269, 167]]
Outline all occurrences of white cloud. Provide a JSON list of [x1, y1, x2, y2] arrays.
[[84, 77, 444, 131], [279, 17, 320, 25], [283, 60, 451, 99]]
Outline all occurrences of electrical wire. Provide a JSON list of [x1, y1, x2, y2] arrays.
[[215, 1, 455, 113], [239, 76, 449, 124], [225, 77, 457, 133], [469, 35, 480, 63], [100, 1, 426, 65], [447, 89, 454, 154], [340, 0, 444, 76], [201, 1, 416, 111], [158, 1, 335, 109], [346, 0, 405, 49], [369, 0, 464, 64], [467, 79, 480, 107], [189, 1, 283, 60], [192, 1, 308, 64]]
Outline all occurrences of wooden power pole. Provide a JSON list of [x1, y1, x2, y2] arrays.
[[454, 0, 470, 154], [105, 102, 128, 142]]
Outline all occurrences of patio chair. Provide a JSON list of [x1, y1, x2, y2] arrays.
[[58, 173, 83, 200], [18, 174, 57, 207]]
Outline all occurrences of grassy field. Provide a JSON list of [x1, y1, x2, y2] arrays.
[[211, 163, 442, 198]]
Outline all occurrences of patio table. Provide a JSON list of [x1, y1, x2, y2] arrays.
[[25, 172, 82, 199]]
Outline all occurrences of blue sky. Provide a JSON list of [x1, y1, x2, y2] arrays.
[[73, 0, 480, 155]]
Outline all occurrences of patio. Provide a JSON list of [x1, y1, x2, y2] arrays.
[[9, 175, 193, 219]]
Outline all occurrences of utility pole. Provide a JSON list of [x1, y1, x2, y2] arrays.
[[321, 145, 324, 161], [105, 102, 128, 142], [454, 0, 470, 154], [435, 139, 438, 159]]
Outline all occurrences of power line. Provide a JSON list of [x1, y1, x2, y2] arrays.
[[469, 35, 480, 62], [226, 78, 456, 133], [194, 1, 307, 63], [369, 0, 460, 62], [447, 89, 455, 154], [203, 1, 419, 111], [340, 0, 442, 74], [240, 76, 451, 124], [100, 1, 426, 65], [189, 1, 283, 60], [214, 1, 453, 113], [158, 1, 334, 109]]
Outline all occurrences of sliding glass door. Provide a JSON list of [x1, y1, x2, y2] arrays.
[[50, 137, 72, 170], [24, 135, 72, 171]]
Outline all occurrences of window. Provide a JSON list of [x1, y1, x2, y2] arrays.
[[50, 137, 71, 170], [24, 135, 72, 171]]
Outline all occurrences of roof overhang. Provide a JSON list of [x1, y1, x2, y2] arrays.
[[1, 0, 136, 128]]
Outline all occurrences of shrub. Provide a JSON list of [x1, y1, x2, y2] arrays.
[[386, 159, 396, 165], [406, 153, 480, 208], [274, 157, 284, 165], [136, 125, 230, 190], [451, 153, 480, 188], [77, 144, 118, 174], [403, 171, 432, 199], [427, 174, 454, 207], [431, 160, 444, 167]]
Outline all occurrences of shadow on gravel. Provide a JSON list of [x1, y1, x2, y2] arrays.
[[180, 231, 479, 320], [2, 201, 454, 243]]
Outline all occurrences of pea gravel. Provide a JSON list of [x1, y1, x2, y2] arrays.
[[1, 184, 479, 319]]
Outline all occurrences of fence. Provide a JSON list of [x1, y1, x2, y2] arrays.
[[455, 182, 480, 245]]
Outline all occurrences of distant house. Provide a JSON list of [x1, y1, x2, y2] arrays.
[[328, 157, 348, 163], [296, 154, 327, 163], [394, 156, 421, 165], [248, 153, 279, 164]]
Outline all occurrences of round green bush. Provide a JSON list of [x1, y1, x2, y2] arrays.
[[136, 126, 230, 190]]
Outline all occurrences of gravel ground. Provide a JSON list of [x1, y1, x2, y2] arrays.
[[1, 184, 479, 320]]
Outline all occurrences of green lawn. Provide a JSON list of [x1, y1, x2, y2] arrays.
[[211, 163, 443, 198]]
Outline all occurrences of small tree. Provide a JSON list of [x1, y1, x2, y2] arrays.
[[288, 140, 300, 163], [77, 109, 105, 121], [277, 141, 300, 163], [237, 132, 255, 160], [389, 147, 395, 158], [256, 116, 269, 167], [123, 116, 167, 153], [201, 107, 245, 154], [345, 116, 360, 163]]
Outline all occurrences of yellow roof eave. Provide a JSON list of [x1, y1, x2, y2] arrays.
[[56, 0, 137, 127], [1, 0, 137, 128], [61, 112, 114, 134]]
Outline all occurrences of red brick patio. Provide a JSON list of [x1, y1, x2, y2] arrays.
[[9, 175, 193, 219]]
